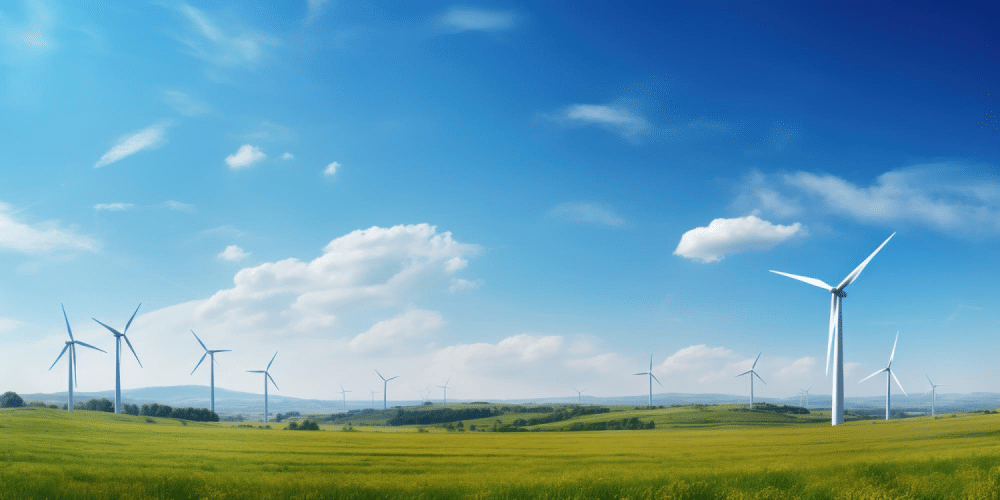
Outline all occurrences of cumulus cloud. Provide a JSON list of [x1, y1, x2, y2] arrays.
[[0, 202, 97, 254], [93, 203, 134, 212], [225, 144, 266, 170], [280, 152, 294, 160], [674, 215, 804, 263], [439, 7, 516, 32], [163, 90, 208, 116], [174, 4, 276, 68], [323, 161, 340, 177], [349, 309, 445, 352], [774, 357, 816, 381], [217, 245, 250, 262], [94, 122, 169, 168], [0, 317, 22, 333], [448, 278, 483, 293], [548, 202, 626, 227]]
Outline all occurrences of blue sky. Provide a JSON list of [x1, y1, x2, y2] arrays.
[[1, 1, 997, 404]]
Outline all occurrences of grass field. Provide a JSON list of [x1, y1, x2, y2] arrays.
[[3, 405, 1000, 499]]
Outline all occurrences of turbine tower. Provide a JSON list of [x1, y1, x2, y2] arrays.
[[190, 330, 231, 414], [633, 355, 662, 407], [436, 377, 451, 404], [736, 352, 766, 408], [247, 352, 279, 423], [93, 304, 143, 414], [49, 305, 106, 412], [771, 232, 895, 425], [573, 387, 587, 404], [926, 375, 946, 417], [859, 332, 907, 420], [375, 369, 398, 410], [338, 384, 352, 409]]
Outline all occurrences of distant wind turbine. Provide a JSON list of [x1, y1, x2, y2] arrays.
[[798, 386, 812, 408], [338, 384, 352, 409], [926, 375, 946, 417], [736, 352, 766, 408], [771, 232, 895, 425], [573, 387, 587, 404], [369, 388, 380, 405], [633, 355, 662, 407], [436, 377, 451, 404], [859, 332, 907, 420], [93, 304, 143, 414], [50, 305, 106, 412], [375, 369, 398, 410], [190, 330, 231, 414], [247, 352, 279, 423]]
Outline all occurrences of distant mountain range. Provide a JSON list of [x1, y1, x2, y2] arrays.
[[19, 386, 1000, 419]]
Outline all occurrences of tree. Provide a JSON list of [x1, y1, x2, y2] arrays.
[[122, 404, 140, 416], [0, 392, 24, 408]]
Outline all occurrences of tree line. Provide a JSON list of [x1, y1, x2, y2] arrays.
[[0, 392, 218, 422]]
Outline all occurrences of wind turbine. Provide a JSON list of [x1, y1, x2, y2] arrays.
[[771, 232, 895, 425], [338, 384, 352, 409], [247, 352, 279, 423], [375, 369, 398, 410], [859, 332, 907, 420], [93, 304, 143, 414], [633, 355, 662, 407], [436, 377, 451, 404], [798, 386, 812, 408], [926, 375, 946, 417], [369, 388, 380, 405], [49, 305, 106, 412], [190, 330, 231, 414], [736, 352, 766, 408], [573, 387, 587, 404]]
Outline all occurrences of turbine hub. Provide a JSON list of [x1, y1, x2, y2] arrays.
[[834, 289, 847, 298]]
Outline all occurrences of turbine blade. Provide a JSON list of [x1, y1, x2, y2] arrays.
[[267, 372, 279, 390], [387, 376, 399, 382], [633, 372, 648, 376], [770, 270, 833, 291], [650, 374, 663, 387], [891, 370, 907, 396], [247, 370, 265, 373], [74, 341, 106, 353], [375, 369, 386, 381], [752, 352, 762, 370], [444, 377, 450, 387], [50, 344, 70, 370], [213, 350, 232, 353], [889, 331, 899, 364], [736, 370, 752, 377], [926, 374, 934, 387], [62, 304, 74, 341], [754, 372, 766, 385], [859, 368, 885, 384], [93, 318, 123, 336], [191, 330, 208, 351], [266, 352, 278, 371], [123, 335, 142, 368], [72, 345, 79, 387], [123, 303, 141, 334], [826, 294, 837, 375], [191, 352, 208, 375], [836, 232, 895, 290]]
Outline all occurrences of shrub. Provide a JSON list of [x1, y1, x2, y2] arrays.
[[0, 392, 24, 408], [286, 419, 319, 431]]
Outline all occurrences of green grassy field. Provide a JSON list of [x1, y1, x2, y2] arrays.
[[3, 405, 1000, 499]]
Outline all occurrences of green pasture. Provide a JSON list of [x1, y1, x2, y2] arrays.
[[3, 405, 1000, 499]]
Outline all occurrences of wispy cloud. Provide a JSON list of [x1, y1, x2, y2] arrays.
[[94, 122, 169, 168], [549, 202, 626, 227], [0, 202, 97, 254], [162, 90, 207, 116], [280, 152, 294, 160], [217, 245, 250, 262], [323, 161, 340, 177], [306, 0, 331, 23], [174, 4, 276, 68], [93, 202, 134, 212], [163, 200, 195, 213], [449, 278, 483, 293], [439, 7, 517, 33], [674, 215, 804, 263], [225, 144, 266, 170], [1, 0, 55, 58], [560, 104, 651, 139]]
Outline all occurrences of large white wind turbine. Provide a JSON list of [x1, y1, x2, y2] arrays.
[[375, 369, 398, 410], [633, 355, 662, 407], [736, 352, 766, 408], [50, 305, 106, 412], [436, 377, 450, 404], [338, 384, 352, 409], [859, 332, 907, 420], [771, 232, 895, 425], [573, 387, 587, 404], [247, 352, 279, 423], [190, 330, 231, 414], [93, 304, 143, 414], [926, 375, 946, 417]]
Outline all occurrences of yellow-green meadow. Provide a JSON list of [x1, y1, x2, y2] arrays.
[[3, 406, 1000, 499]]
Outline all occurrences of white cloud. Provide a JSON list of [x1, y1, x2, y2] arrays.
[[548, 202, 626, 227], [1, 0, 54, 57], [163, 200, 195, 213], [94, 122, 169, 168], [217, 245, 250, 262], [0, 317, 22, 333], [323, 161, 340, 177], [93, 202, 133, 212], [225, 144, 266, 170], [163, 90, 207, 116], [0, 202, 97, 254], [280, 152, 294, 160], [199, 225, 245, 239], [561, 104, 651, 139], [439, 7, 516, 32], [448, 278, 483, 293], [444, 256, 467, 272], [174, 4, 276, 68], [306, 0, 330, 23], [659, 344, 741, 378], [674, 215, 804, 263], [349, 309, 445, 353], [774, 357, 817, 381]]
